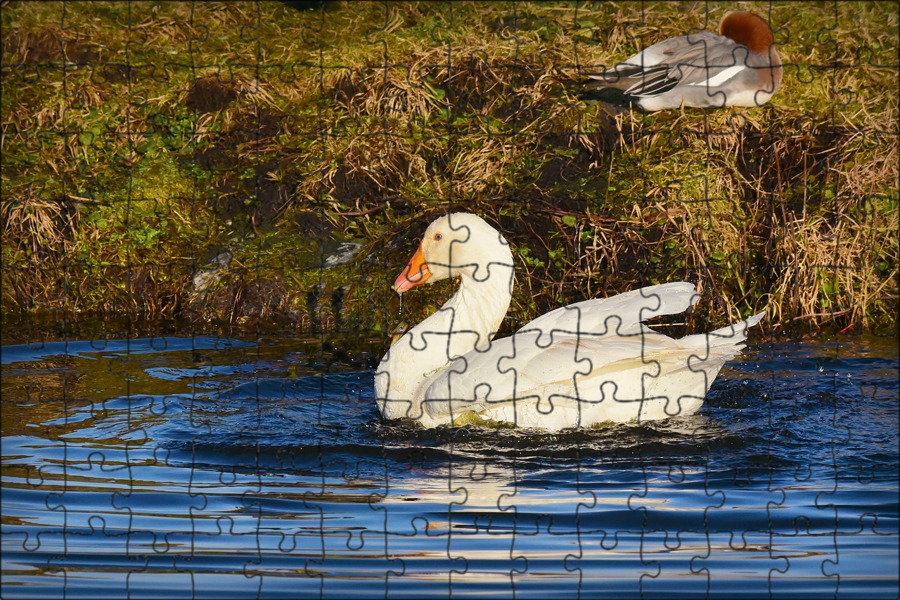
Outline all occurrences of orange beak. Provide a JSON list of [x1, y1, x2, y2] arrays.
[[393, 244, 431, 294]]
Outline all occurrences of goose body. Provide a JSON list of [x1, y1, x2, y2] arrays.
[[375, 213, 763, 430], [586, 11, 782, 111]]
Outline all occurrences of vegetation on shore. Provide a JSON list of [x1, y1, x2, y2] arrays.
[[2, 1, 897, 342]]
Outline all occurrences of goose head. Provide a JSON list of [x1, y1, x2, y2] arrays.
[[394, 213, 514, 294], [376, 213, 515, 416]]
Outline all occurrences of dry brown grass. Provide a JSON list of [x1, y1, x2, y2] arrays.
[[1, 1, 897, 336]]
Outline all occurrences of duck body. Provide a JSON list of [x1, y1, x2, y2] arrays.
[[586, 11, 782, 111], [375, 213, 763, 430]]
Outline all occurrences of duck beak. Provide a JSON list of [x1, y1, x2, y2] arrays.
[[393, 244, 431, 294]]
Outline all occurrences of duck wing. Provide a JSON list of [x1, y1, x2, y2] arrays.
[[587, 32, 748, 97]]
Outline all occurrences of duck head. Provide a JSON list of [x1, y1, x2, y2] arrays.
[[721, 12, 781, 73], [718, 11, 776, 55]]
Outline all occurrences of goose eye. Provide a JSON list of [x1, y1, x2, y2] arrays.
[[433, 233, 442, 241]]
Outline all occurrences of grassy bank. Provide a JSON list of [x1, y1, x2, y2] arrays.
[[2, 1, 897, 341]]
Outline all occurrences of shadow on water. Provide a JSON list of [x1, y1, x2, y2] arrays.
[[2, 328, 898, 598]]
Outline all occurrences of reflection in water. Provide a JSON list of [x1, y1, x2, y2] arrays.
[[1, 333, 898, 598]]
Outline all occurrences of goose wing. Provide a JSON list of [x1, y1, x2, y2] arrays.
[[519, 282, 698, 337], [422, 283, 701, 422]]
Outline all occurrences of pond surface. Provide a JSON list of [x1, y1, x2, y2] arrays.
[[1, 328, 898, 599]]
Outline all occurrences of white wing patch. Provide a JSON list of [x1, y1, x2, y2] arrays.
[[686, 65, 745, 88]]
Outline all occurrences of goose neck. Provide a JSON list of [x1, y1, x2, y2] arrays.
[[447, 265, 514, 343]]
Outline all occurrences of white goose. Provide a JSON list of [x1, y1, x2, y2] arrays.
[[375, 213, 763, 430]]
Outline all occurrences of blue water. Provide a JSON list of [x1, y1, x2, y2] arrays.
[[1, 330, 898, 598]]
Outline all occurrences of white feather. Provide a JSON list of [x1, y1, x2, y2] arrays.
[[376, 213, 764, 429]]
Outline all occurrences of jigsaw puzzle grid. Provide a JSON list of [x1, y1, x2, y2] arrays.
[[1, 1, 898, 599]]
